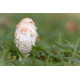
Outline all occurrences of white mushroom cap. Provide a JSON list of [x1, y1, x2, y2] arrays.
[[14, 17, 38, 56]]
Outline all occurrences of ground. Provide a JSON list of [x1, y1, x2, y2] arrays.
[[0, 13, 80, 66]]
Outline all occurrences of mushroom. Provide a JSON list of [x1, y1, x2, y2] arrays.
[[14, 17, 38, 60]]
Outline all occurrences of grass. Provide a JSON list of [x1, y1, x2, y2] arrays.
[[0, 13, 80, 66]]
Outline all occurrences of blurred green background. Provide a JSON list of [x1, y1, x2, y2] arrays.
[[0, 13, 80, 66]]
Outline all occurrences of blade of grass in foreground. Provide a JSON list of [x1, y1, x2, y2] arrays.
[[53, 41, 69, 50], [73, 38, 80, 54], [53, 41, 74, 54], [9, 41, 24, 58]]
